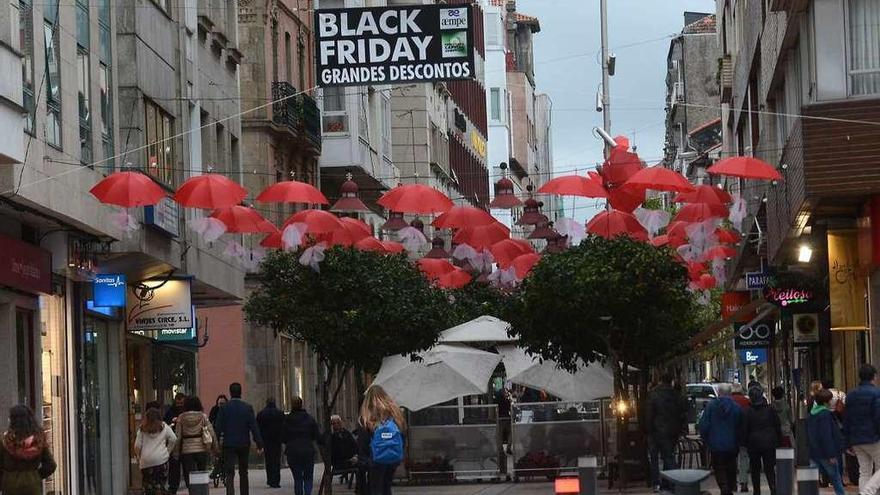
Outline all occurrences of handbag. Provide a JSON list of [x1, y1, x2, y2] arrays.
[[201, 415, 213, 447]]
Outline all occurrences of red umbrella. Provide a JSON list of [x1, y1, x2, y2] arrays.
[[173, 174, 247, 209], [354, 236, 387, 253], [453, 222, 510, 250], [701, 245, 738, 261], [432, 206, 497, 229], [606, 185, 645, 213], [381, 241, 405, 254], [673, 203, 728, 223], [417, 258, 456, 279], [377, 184, 453, 214], [586, 210, 648, 241], [715, 228, 741, 244], [650, 234, 669, 247], [211, 206, 276, 233], [696, 273, 717, 290], [511, 253, 541, 279], [90, 171, 166, 207], [283, 209, 343, 234], [674, 184, 732, 205], [537, 175, 607, 198], [256, 179, 328, 205], [261, 231, 282, 248], [707, 156, 783, 181], [339, 217, 372, 241], [687, 261, 707, 280], [437, 268, 473, 289], [601, 147, 643, 188], [623, 166, 694, 193], [491, 238, 535, 268]]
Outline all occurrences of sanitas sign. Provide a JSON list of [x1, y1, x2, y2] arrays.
[[315, 5, 475, 86]]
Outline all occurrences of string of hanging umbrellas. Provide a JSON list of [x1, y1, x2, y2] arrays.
[[86, 135, 782, 292]]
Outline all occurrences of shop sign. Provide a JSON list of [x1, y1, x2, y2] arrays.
[[739, 348, 768, 365], [93, 274, 127, 307], [470, 130, 486, 158], [144, 197, 179, 237], [734, 318, 774, 349], [315, 4, 475, 87], [827, 231, 869, 331], [0, 233, 51, 294], [792, 313, 820, 344], [132, 326, 196, 343], [764, 287, 814, 307], [721, 291, 752, 321], [126, 279, 193, 332], [746, 270, 769, 290]]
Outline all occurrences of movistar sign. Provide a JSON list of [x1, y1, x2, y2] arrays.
[[93, 274, 127, 307]]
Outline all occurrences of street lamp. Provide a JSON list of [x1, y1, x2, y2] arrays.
[[798, 244, 813, 263]]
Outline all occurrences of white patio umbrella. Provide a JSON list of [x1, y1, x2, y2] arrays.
[[372, 344, 503, 411], [497, 345, 615, 401], [439, 315, 516, 343]]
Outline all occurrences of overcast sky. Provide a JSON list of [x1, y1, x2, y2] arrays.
[[517, 0, 715, 221]]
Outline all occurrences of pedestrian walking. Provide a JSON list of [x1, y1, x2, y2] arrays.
[[282, 397, 319, 495], [135, 407, 178, 495], [843, 364, 880, 495], [699, 383, 742, 495], [256, 398, 285, 489], [0, 405, 56, 495], [176, 395, 218, 487], [770, 387, 794, 448], [361, 386, 405, 495], [808, 389, 846, 495], [823, 380, 848, 484], [741, 386, 781, 495], [330, 414, 358, 471], [215, 382, 263, 495], [731, 383, 752, 493], [496, 387, 513, 456], [165, 392, 187, 493], [210, 395, 228, 427], [645, 373, 688, 492]]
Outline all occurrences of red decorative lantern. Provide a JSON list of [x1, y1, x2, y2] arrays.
[[528, 220, 559, 240], [517, 189, 546, 226], [424, 236, 450, 259], [489, 163, 523, 209], [381, 211, 408, 231], [330, 173, 371, 213]]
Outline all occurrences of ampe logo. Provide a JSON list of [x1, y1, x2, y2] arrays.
[[440, 8, 468, 30]]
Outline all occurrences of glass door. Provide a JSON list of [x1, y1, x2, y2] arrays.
[[78, 316, 112, 495], [40, 294, 68, 494], [16, 309, 36, 409]]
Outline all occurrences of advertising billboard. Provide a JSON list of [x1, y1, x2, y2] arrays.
[[315, 4, 475, 87], [126, 279, 194, 332]]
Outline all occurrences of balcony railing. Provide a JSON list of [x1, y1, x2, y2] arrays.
[[271, 81, 322, 150]]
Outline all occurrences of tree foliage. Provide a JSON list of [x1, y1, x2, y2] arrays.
[[445, 282, 511, 329], [508, 235, 703, 391]]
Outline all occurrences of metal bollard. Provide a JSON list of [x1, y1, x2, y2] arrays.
[[578, 456, 598, 495], [796, 467, 819, 495], [187, 470, 210, 495], [776, 448, 795, 495]]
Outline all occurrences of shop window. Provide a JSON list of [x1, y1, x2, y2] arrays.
[[145, 99, 175, 184], [847, 0, 880, 95]]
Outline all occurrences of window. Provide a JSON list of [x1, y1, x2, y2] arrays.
[[215, 124, 225, 172], [78, 51, 92, 164], [490, 88, 501, 121], [322, 87, 347, 133], [44, 21, 61, 148], [230, 136, 240, 175], [284, 32, 292, 83], [100, 64, 113, 163], [358, 90, 369, 141], [145, 99, 175, 184], [381, 97, 391, 158], [298, 34, 306, 91], [847, 0, 880, 95], [20, 0, 34, 133]]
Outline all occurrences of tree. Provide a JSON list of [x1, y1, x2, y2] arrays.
[[244, 247, 449, 493], [445, 281, 511, 328], [508, 235, 703, 398]]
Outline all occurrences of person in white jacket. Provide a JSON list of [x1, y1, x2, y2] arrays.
[[135, 407, 178, 495]]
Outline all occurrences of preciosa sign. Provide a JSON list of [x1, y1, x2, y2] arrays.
[[315, 5, 475, 86], [765, 287, 814, 307]]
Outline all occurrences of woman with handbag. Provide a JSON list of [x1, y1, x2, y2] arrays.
[[175, 395, 218, 487]]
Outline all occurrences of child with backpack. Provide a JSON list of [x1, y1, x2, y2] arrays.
[[360, 386, 405, 495]]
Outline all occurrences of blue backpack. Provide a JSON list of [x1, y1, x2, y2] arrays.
[[370, 419, 404, 465]]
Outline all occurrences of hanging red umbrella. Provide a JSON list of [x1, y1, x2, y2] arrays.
[[377, 184, 454, 214], [650, 234, 669, 247], [674, 184, 732, 205], [491, 238, 535, 268], [354, 236, 387, 253], [600, 147, 644, 188], [666, 222, 689, 248], [338, 217, 372, 241], [261, 231, 282, 248], [701, 245, 738, 261], [607, 185, 645, 213], [687, 261, 707, 280], [381, 241, 406, 254], [586, 210, 648, 241], [696, 273, 717, 290], [537, 175, 608, 198], [437, 268, 473, 289], [715, 228, 741, 244], [256, 179, 328, 205], [283, 209, 344, 234], [673, 203, 728, 223], [707, 156, 783, 181], [622, 166, 695, 193], [211, 206, 276, 233], [432, 206, 497, 229], [417, 258, 456, 280], [173, 173, 247, 209], [511, 253, 541, 279], [90, 171, 166, 207], [453, 222, 511, 250]]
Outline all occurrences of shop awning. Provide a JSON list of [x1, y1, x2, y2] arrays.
[[690, 297, 769, 348]]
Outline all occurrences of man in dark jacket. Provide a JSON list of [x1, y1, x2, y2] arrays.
[[330, 415, 358, 469], [699, 383, 742, 495], [844, 364, 880, 495], [809, 389, 846, 495], [283, 397, 320, 495], [741, 386, 782, 495], [646, 374, 688, 491], [257, 398, 285, 489], [215, 382, 263, 495], [163, 393, 186, 493]]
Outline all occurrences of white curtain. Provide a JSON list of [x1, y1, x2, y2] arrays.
[[849, 0, 880, 95]]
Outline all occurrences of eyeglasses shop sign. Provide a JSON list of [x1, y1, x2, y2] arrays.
[[315, 5, 475, 86], [126, 279, 193, 332]]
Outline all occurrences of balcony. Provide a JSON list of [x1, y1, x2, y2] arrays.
[[271, 81, 322, 152]]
